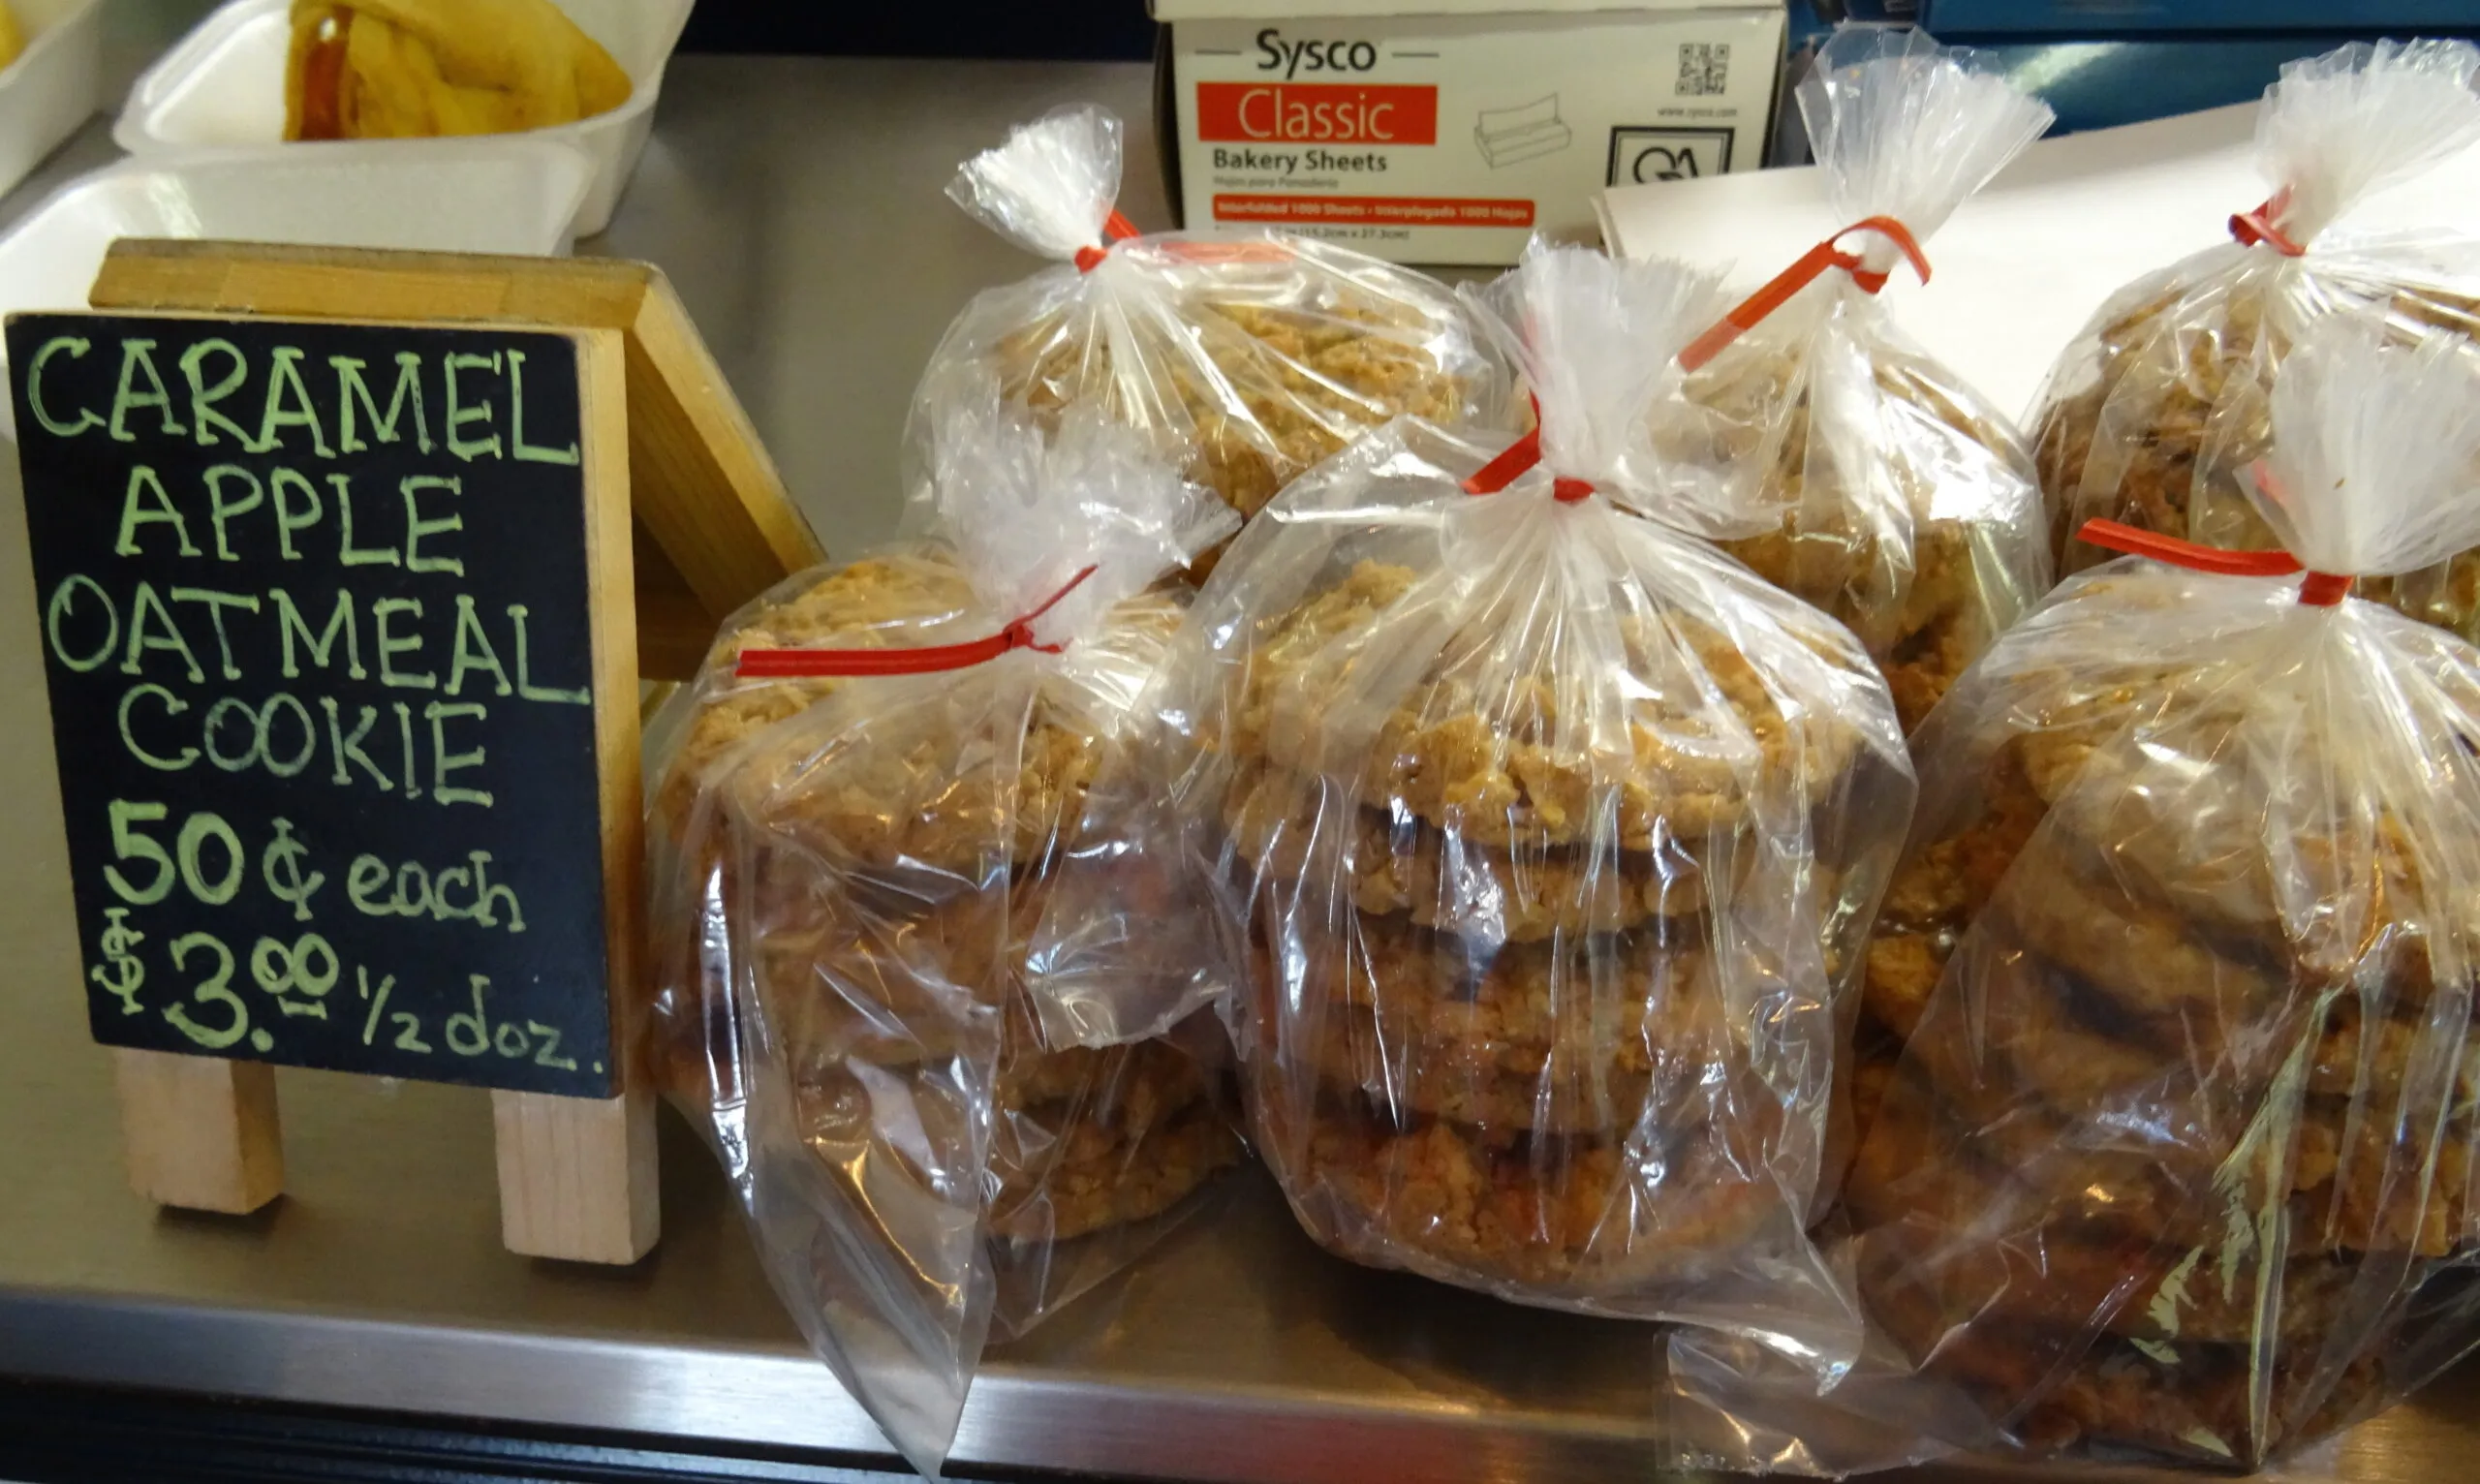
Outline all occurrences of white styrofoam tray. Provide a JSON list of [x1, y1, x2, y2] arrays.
[[0, 141, 594, 439], [0, 0, 106, 202], [112, 0, 690, 236]]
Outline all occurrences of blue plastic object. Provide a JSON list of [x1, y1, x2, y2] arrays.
[[1922, 1, 2480, 35], [1968, 38, 2392, 136], [1777, 10, 2480, 145]]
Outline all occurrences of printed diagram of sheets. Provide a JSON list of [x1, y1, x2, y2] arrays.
[[1475, 95, 1571, 168]]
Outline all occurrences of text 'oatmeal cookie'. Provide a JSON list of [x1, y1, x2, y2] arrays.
[[1105, 242, 1913, 1367], [1846, 319, 2480, 1469], [641, 387, 1242, 1477], [1673, 29, 2056, 733], [2031, 38, 2480, 643], [913, 104, 1507, 575]]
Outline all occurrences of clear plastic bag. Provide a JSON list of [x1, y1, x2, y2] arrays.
[[2033, 38, 2480, 639], [1101, 244, 1913, 1363], [914, 105, 1509, 569], [1839, 318, 2480, 1468], [1676, 27, 2054, 732], [642, 387, 1242, 1477]]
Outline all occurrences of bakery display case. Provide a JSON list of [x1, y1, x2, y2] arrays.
[[0, 20, 2477, 1484]]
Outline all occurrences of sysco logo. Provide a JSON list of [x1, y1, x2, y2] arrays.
[[1256, 27, 1379, 78]]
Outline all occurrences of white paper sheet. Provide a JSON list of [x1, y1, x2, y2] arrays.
[[1596, 102, 2480, 418]]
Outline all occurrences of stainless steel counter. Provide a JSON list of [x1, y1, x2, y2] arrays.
[[0, 53, 2472, 1484]]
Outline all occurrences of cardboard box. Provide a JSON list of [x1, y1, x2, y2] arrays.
[[1153, 0, 1785, 265]]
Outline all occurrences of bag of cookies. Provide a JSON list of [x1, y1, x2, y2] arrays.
[[915, 105, 1505, 568], [1138, 244, 1913, 1357], [2034, 38, 2480, 636], [1845, 317, 2480, 1468], [643, 386, 1242, 1474], [1678, 27, 2055, 731]]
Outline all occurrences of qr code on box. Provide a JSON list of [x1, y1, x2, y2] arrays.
[[1677, 43, 1729, 97]]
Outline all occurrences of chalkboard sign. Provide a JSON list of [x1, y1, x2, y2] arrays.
[[12, 313, 622, 1098]]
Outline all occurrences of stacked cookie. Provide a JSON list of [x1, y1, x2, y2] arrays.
[[2033, 273, 2480, 642], [939, 108, 1499, 559], [1690, 334, 2049, 732], [1643, 28, 2053, 737], [648, 559, 1240, 1278], [984, 251, 1488, 533], [1848, 673, 2480, 1465], [1218, 553, 1896, 1312]]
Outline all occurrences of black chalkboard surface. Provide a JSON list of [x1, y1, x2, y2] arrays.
[[11, 313, 618, 1098]]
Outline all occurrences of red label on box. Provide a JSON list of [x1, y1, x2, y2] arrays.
[[1194, 83, 1439, 145], [1213, 195, 1536, 229]]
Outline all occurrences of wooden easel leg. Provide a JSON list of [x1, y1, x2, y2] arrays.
[[492, 1084, 659, 1264], [112, 1048, 284, 1214]]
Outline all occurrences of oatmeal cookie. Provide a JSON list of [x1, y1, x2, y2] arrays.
[[1879, 738, 2052, 927], [999, 259, 1476, 534], [989, 1054, 1240, 1243], [1726, 515, 1992, 735], [2035, 275, 2480, 643], [1995, 826, 2471, 1056], [1862, 1227, 2394, 1469], [1694, 340, 2041, 729], [1865, 1190, 2374, 1351], [1861, 737, 2064, 1040], [653, 552, 980, 833], [2008, 1338, 2389, 1467], [668, 648, 1242, 1254], [1851, 1046, 2260, 1255], [659, 570, 1187, 883], [725, 596, 1181, 880], [1223, 762, 1730, 941], [2294, 1106, 2480, 1258], [1282, 910, 1718, 1047], [1847, 1049, 1899, 1143], [1995, 841, 2290, 1033], [1860, 933, 1945, 1041], [1270, 1101, 1787, 1300], [748, 709, 1103, 877], [1260, 914, 1742, 1133], [1232, 561, 1861, 850], [1875, 963, 2480, 1263], [1880, 604, 1982, 737], [775, 970, 1234, 1248], [1916, 923, 2480, 1128]]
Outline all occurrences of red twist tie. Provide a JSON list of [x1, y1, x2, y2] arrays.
[[1461, 396, 1595, 503], [2296, 572, 2352, 606], [2229, 185, 2306, 258], [1073, 208, 1143, 272], [1678, 216, 1932, 373], [734, 565, 1100, 678], [1461, 425, 1543, 495], [1463, 392, 1548, 494], [2077, 519, 2348, 607]]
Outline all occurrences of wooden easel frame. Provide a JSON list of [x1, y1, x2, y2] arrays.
[[75, 242, 822, 1264]]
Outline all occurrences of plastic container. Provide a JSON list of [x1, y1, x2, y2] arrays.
[[0, 0, 106, 202], [0, 141, 592, 439], [112, 0, 691, 235]]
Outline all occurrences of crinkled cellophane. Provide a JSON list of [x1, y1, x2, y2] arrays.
[[2032, 253, 2480, 640], [923, 238, 1500, 573], [644, 550, 1241, 1332], [1180, 437, 1912, 1336], [1848, 567, 2480, 1467], [1684, 305, 2049, 734]]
